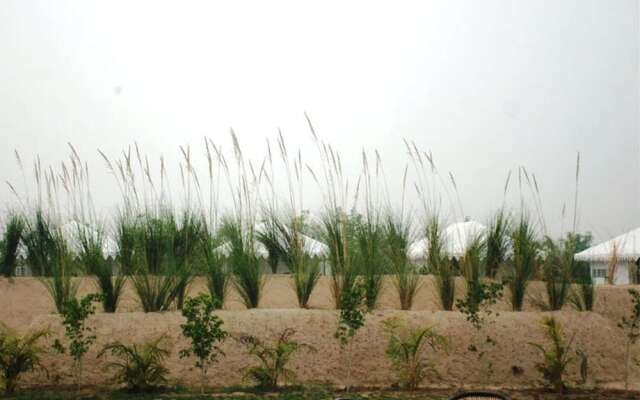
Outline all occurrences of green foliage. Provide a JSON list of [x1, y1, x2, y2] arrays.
[[484, 211, 510, 279], [320, 211, 359, 309], [426, 218, 455, 310], [53, 293, 102, 381], [221, 218, 263, 309], [179, 294, 227, 393], [618, 289, 640, 390], [335, 283, 367, 346], [505, 215, 538, 311], [114, 216, 141, 276], [529, 316, 576, 393], [568, 263, 595, 312], [98, 337, 170, 392], [256, 217, 285, 274], [535, 236, 576, 311], [0, 324, 50, 395], [238, 328, 314, 390], [0, 214, 25, 277], [353, 216, 386, 310], [456, 281, 503, 331], [460, 236, 487, 311], [78, 227, 125, 313], [382, 317, 447, 390], [384, 216, 419, 310], [201, 233, 229, 307], [21, 211, 57, 277]]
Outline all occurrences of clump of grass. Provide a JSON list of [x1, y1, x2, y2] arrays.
[[384, 215, 419, 310], [320, 211, 359, 309], [460, 235, 487, 311], [221, 218, 263, 309], [77, 226, 125, 313], [256, 217, 284, 274], [569, 263, 595, 312], [484, 211, 510, 279], [506, 215, 538, 311], [382, 317, 447, 390], [354, 215, 386, 310], [0, 324, 50, 396], [0, 214, 25, 277], [275, 215, 321, 309], [98, 336, 171, 392], [114, 215, 141, 276], [201, 232, 229, 308], [427, 218, 455, 311], [534, 236, 575, 311]]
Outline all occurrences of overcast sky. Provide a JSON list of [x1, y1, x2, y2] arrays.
[[0, 0, 638, 241]]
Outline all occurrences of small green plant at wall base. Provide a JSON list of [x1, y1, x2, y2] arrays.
[[238, 328, 315, 390], [382, 317, 447, 390], [456, 280, 503, 381], [98, 336, 170, 392], [53, 293, 102, 383], [335, 282, 367, 391], [618, 288, 640, 390], [0, 324, 50, 396], [179, 294, 228, 394], [529, 316, 576, 393]]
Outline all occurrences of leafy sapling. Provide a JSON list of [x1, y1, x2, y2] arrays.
[[334, 282, 367, 391], [179, 294, 228, 394], [618, 288, 640, 390], [456, 280, 503, 381], [53, 293, 102, 384]]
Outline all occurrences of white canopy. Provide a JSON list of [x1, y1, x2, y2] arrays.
[[407, 220, 487, 261], [574, 227, 640, 263]]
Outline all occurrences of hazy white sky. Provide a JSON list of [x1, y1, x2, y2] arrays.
[[0, 0, 638, 240]]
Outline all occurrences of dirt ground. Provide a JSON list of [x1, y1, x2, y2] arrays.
[[0, 276, 638, 391]]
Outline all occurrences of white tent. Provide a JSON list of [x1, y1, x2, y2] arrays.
[[574, 227, 640, 285], [408, 220, 487, 261]]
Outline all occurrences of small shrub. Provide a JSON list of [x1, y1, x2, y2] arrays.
[[0, 324, 50, 395], [98, 336, 170, 392], [618, 288, 640, 390], [382, 317, 447, 390], [179, 294, 227, 394], [238, 328, 314, 390], [529, 316, 576, 393], [335, 282, 367, 391], [456, 279, 503, 382], [53, 293, 102, 382]]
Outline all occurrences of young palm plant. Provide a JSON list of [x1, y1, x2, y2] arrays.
[[382, 317, 447, 390], [0, 324, 50, 396], [98, 336, 171, 392]]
